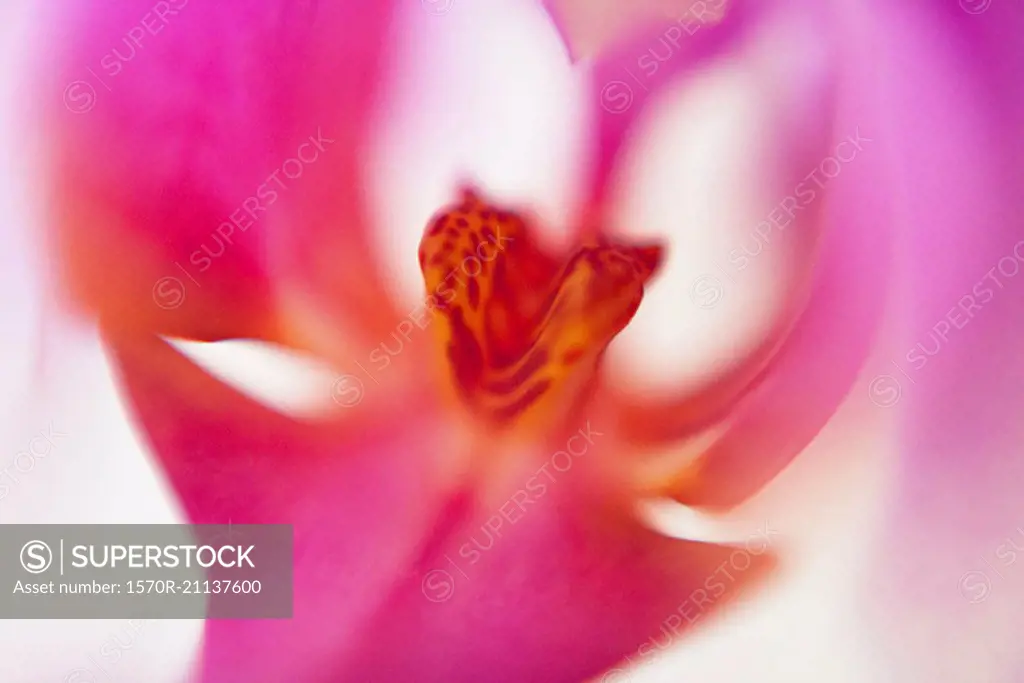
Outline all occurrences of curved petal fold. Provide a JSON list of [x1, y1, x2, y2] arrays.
[[605, 0, 838, 442], [37, 0, 400, 344], [310, 452, 776, 683], [586, 0, 887, 511], [575, 0, 756, 221], [108, 331, 451, 683], [109, 331, 776, 683]]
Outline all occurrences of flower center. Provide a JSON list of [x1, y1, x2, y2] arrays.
[[418, 187, 663, 431]]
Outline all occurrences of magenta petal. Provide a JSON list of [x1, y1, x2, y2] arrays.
[[667, 1, 891, 508], [576, 1, 756, 221], [858, 1, 1024, 680], [108, 333, 449, 683], [39, 0, 398, 340], [110, 333, 775, 683], [334, 475, 776, 683], [585, 1, 881, 510]]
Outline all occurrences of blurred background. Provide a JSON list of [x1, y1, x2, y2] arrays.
[[1, 0, 1021, 681]]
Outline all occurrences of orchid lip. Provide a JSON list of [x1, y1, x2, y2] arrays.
[[418, 187, 664, 431]]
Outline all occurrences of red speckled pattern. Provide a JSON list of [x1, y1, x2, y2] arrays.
[[418, 187, 664, 428]]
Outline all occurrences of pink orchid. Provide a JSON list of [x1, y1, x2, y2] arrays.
[[28, 0, 1024, 681]]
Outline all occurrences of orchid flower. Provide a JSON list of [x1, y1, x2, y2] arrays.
[[26, 0, 1024, 681]]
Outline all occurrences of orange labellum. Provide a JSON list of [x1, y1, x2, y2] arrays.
[[418, 187, 664, 433]]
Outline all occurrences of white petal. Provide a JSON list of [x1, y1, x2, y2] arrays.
[[165, 338, 342, 419], [367, 0, 589, 306], [605, 12, 833, 396]]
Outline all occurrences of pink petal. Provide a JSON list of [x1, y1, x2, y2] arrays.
[[572, 0, 751, 222], [669, 148, 891, 509], [108, 331, 451, 683], [110, 332, 776, 683], [336, 465, 776, 683], [543, 0, 730, 62], [585, 0, 887, 509], [666, 7, 890, 507], [854, 1, 1024, 680], [37, 0, 399, 342]]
